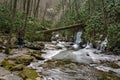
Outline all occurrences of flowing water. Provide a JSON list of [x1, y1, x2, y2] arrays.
[[28, 43, 120, 80], [75, 32, 82, 44], [28, 32, 119, 80]]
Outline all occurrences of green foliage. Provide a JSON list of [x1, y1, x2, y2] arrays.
[[0, 4, 25, 33], [56, 0, 120, 50], [0, 3, 52, 41], [25, 19, 52, 41], [84, 14, 104, 42], [107, 23, 120, 48], [0, 4, 12, 33]]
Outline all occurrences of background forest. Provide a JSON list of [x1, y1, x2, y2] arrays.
[[0, 0, 120, 51]]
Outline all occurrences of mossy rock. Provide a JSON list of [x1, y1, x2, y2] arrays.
[[111, 47, 120, 55], [106, 62, 120, 69], [19, 68, 39, 80], [1, 59, 16, 71], [15, 55, 34, 65], [101, 61, 120, 69], [30, 51, 44, 60], [42, 60, 88, 69], [56, 46, 62, 49], [98, 71, 120, 80], [11, 64, 25, 71], [4, 48, 10, 54], [25, 42, 44, 50]]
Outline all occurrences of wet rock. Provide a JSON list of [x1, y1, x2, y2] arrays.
[[64, 63, 78, 70], [0, 53, 7, 64], [19, 68, 40, 80], [0, 45, 6, 50], [1, 60, 16, 71], [31, 51, 45, 60], [55, 46, 62, 49], [0, 77, 6, 80], [4, 48, 10, 54], [35, 77, 41, 80], [25, 41, 44, 50], [52, 50, 94, 64], [0, 67, 10, 77], [72, 44, 80, 51], [104, 62, 120, 69], [11, 64, 25, 71], [15, 55, 34, 65], [1, 55, 33, 71], [113, 48, 120, 55], [3, 74, 23, 80]]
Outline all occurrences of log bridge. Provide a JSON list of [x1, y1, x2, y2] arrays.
[[37, 23, 86, 33]]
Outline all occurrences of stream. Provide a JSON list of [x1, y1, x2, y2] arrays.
[[28, 43, 120, 80]]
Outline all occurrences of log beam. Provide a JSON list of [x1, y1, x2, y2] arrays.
[[37, 23, 85, 33]]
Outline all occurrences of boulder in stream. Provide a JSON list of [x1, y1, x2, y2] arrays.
[[25, 41, 44, 50], [18, 68, 40, 80]]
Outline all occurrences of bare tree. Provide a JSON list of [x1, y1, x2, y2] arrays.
[[23, 0, 31, 37], [34, 0, 41, 18], [42, 2, 48, 24], [101, 0, 108, 33]]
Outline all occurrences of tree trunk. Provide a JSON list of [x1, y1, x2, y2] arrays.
[[6, 0, 17, 54], [34, 0, 41, 18], [23, 0, 31, 37], [101, 0, 108, 34], [41, 2, 48, 24], [23, 0, 27, 12], [30, 0, 33, 16]]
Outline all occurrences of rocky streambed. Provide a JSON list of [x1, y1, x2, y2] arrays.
[[28, 43, 120, 80], [0, 42, 120, 80], [0, 45, 44, 80]]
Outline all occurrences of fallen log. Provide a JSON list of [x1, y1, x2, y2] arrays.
[[36, 23, 85, 33]]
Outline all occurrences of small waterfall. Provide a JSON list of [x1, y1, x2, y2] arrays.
[[72, 32, 82, 50], [75, 32, 82, 44]]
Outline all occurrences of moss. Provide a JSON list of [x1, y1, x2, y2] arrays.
[[11, 64, 25, 71], [1, 59, 16, 71], [107, 63, 120, 69], [30, 51, 44, 60], [15, 55, 34, 65], [19, 68, 39, 80], [42, 60, 88, 69], [1, 59, 25, 71], [101, 61, 120, 69], [98, 71, 120, 80]]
